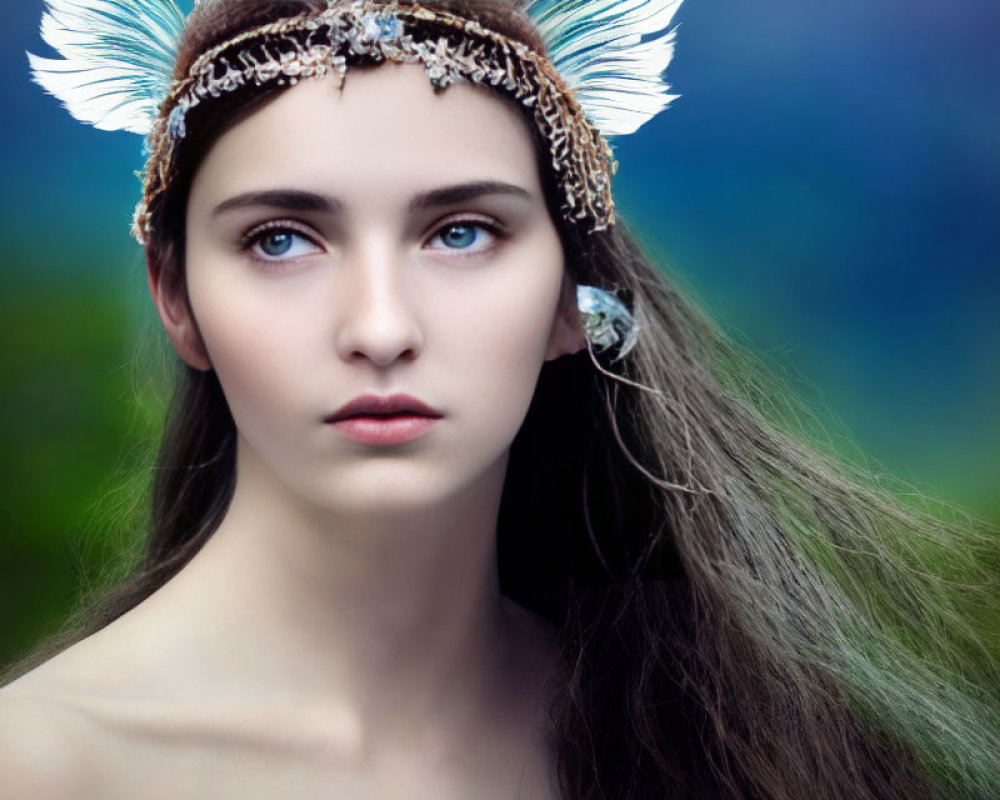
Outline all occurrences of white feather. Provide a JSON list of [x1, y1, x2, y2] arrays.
[[524, 0, 684, 136], [27, 0, 186, 135]]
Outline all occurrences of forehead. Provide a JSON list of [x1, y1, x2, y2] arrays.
[[190, 62, 543, 207]]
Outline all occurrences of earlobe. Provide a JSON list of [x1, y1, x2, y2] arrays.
[[545, 275, 588, 361], [146, 256, 212, 372]]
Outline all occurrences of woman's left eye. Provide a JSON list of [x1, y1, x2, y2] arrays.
[[426, 221, 499, 254]]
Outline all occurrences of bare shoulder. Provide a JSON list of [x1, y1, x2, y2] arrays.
[[0, 630, 141, 799], [0, 682, 99, 799]]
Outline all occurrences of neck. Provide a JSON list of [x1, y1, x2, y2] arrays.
[[137, 437, 554, 749]]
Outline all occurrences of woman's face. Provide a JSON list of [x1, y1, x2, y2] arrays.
[[171, 63, 583, 513]]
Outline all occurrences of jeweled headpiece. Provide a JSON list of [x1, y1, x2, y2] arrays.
[[29, 0, 682, 242], [28, 0, 685, 358]]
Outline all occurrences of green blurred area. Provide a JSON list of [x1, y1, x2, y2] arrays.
[[0, 264, 168, 668]]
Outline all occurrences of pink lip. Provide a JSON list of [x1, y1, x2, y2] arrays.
[[326, 393, 443, 446], [330, 415, 438, 446]]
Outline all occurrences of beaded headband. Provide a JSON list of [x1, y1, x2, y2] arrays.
[[141, 1, 618, 245], [28, 0, 684, 358]]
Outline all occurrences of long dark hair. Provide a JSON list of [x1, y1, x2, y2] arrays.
[[8, 2, 1000, 798]]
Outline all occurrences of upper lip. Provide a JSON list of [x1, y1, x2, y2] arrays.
[[327, 393, 443, 422]]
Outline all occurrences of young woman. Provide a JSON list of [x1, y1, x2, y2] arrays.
[[4, 1, 998, 798]]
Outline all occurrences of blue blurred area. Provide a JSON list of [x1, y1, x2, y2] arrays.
[[615, 0, 1000, 510], [1, 0, 997, 662]]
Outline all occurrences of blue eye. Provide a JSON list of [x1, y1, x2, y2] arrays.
[[429, 221, 499, 254], [243, 226, 320, 261]]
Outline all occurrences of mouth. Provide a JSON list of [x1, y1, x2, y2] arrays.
[[326, 393, 443, 424], [326, 403, 442, 447]]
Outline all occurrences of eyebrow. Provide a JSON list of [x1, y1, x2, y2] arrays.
[[210, 180, 534, 218]]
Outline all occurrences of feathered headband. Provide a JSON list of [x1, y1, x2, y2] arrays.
[[29, 0, 682, 239], [28, 0, 684, 359]]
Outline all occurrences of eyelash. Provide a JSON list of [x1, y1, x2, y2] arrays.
[[239, 217, 506, 264]]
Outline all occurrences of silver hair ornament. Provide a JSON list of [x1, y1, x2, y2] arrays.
[[577, 285, 639, 359]]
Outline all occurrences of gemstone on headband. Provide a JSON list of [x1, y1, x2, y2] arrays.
[[167, 105, 186, 141], [360, 11, 404, 42]]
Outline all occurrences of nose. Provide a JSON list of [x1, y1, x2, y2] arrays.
[[333, 241, 424, 367]]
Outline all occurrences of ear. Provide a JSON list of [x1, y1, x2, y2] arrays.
[[146, 255, 212, 371], [545, 273, 588, 361]]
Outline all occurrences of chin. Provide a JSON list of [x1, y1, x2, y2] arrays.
[[300, 455, 508, 517]]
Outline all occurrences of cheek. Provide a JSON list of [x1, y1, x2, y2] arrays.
[[187, 269, 317, 418], [447, 236, 564, 363], [446, 269, 563, 425]]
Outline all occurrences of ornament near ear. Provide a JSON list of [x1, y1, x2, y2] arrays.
[[577, 285, 639, 360], [146, 257, 212, 372]]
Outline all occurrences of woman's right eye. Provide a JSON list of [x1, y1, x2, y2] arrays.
[[242, 225, 323, 262]]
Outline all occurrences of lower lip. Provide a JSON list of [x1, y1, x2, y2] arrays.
[[329, 415, 439, 445]]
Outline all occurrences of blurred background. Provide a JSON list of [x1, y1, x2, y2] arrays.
[[2, 0, 998, 667]]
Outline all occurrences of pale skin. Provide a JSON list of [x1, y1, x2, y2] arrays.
[[0, 64, 588, 798]]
